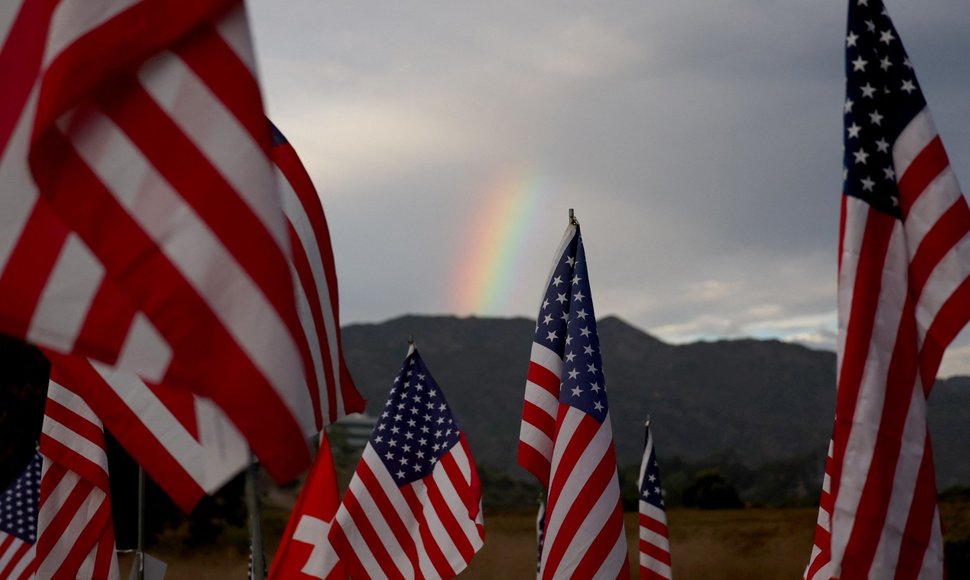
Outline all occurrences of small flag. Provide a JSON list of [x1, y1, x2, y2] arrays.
[[0, 453, 41, 580], [639, 421, 672, 579], [269, 432, 344, 580], [329, 346, 484, 579], [36, 378, 119, 579]]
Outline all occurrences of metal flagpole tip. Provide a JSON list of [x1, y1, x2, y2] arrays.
[[568, 208, 578, 225], [644, 415, 651, 429]]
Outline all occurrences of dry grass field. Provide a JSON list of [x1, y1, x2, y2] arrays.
[[119, 508, 821, 579]]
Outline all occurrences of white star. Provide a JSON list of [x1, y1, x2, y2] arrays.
[[883, 167, 895, 180], [573, 290, 585, 302], [571, 386, 583, 397], [857, 0, 868, 6], [565, 351, 576, 362], [847, 123, 861, 138], [584, 345, 594, 355], [552, 275, 563, 287], [576, 308, 588, 319], [901, 79, 916, 94], [844, 98, 854, 114], [903, 57, 913, 69], [846, 32, 858, 47], [853, 149, 869, 164], [851, 56, 867, 72], [543, 314, 553, 325], [587, 363, 598, 374], [571, 274, 582, 285], [879, 30, 894, 44], [542, 299, 549, 310], [869, 110, 883, 126], [556, 292, 567, 304], [875, 138, 890, 153], [396, 470, 405, 479], [546, 330, 557, 342], [594, 400, 604, 412], [860, 177, 875, 191], [865, 19, 875, 32], [580, 326, 591, 337], [860, 83, 876, 98], [568, 369, 580, 380], [385, 452, 394, 460], [880, 57, 892, 71], [565, 256, 575, 266]]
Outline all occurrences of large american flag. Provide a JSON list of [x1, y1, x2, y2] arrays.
[[806, 1, 970, 578], [36, 377, 119, 579], [638, 420, 671, 580], [329, 346, 485, 579], [0, 453, 40, 580], [518, 220, 629, 579], [0, 1, 320, 482], [29, 120, 364, 514], [269, 432, 344, 580]]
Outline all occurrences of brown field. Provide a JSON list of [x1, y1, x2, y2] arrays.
[[119, 507, 821, 579]]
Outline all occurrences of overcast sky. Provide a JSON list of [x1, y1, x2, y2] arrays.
[[246, 1, 970, 376]]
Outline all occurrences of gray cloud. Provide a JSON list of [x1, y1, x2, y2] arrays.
[[248, 0, 970, 376]]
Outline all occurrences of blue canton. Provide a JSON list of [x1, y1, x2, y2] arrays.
[[0, 453, 41, 544], [532, 224, 610, 422], [640, 435, 666, 510], [843, 0, 926, 217], [372, 348, 461, 486]]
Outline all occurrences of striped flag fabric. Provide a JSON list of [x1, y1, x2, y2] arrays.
[[639, 420, 671, 580], [0, 453, 41, 580], [269, 432, 344, 580], [43, 353, 250, 513], [805, 1, 970, 578], [0, 0, 320, 482], [518, 218, 629, 579], [30, 120, 363, 514], [37, 377, 119, 579], [329, 346, 484, 579]]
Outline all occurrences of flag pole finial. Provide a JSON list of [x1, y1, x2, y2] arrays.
[[645, 415, 651, 429], [568, 208, 578, 225]]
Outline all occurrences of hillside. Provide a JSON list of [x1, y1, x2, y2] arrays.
[[341, 315, 970, 488]]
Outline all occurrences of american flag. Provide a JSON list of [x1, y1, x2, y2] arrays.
[[31, 120, 363, 514], [0, 453, 40, 580], [269, 432, 344, 580], [36, 377, 119, 579], [806, 1, 970, 578], [639, 420, 671, 580], [0, 1, 319, 482], [518, 219, 629, 579], [329, 346, 485, 579]]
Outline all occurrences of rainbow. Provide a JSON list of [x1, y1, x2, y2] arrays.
[[451, 170, 549, 316]]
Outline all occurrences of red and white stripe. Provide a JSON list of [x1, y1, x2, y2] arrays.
[[806, 108, 970, 578], [0, 1, 336, 483], [36, 378, 119, 580], [44, 353, 250, 512], [0, 537, 34, 580], [539, 407, 628, 579], [271, 123, 365, 427], [639, 432, 671, 580], [329, 438, 485, 579]]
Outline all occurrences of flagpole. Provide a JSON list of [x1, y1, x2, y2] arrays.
[[136, 465, 146, 580], [568, 208, 577, 225], [246, 452, 265, 580]]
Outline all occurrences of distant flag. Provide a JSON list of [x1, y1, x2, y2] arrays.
[[806, 1, 970, 578], [0, 453, 40, 580], [0, 0, 322, 482], [518, 215, 629, 579], [639, 420, 671, 580], [269, 432, 345, 580], [36, 378, 119, 579], [329, 346, 484, 579]]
